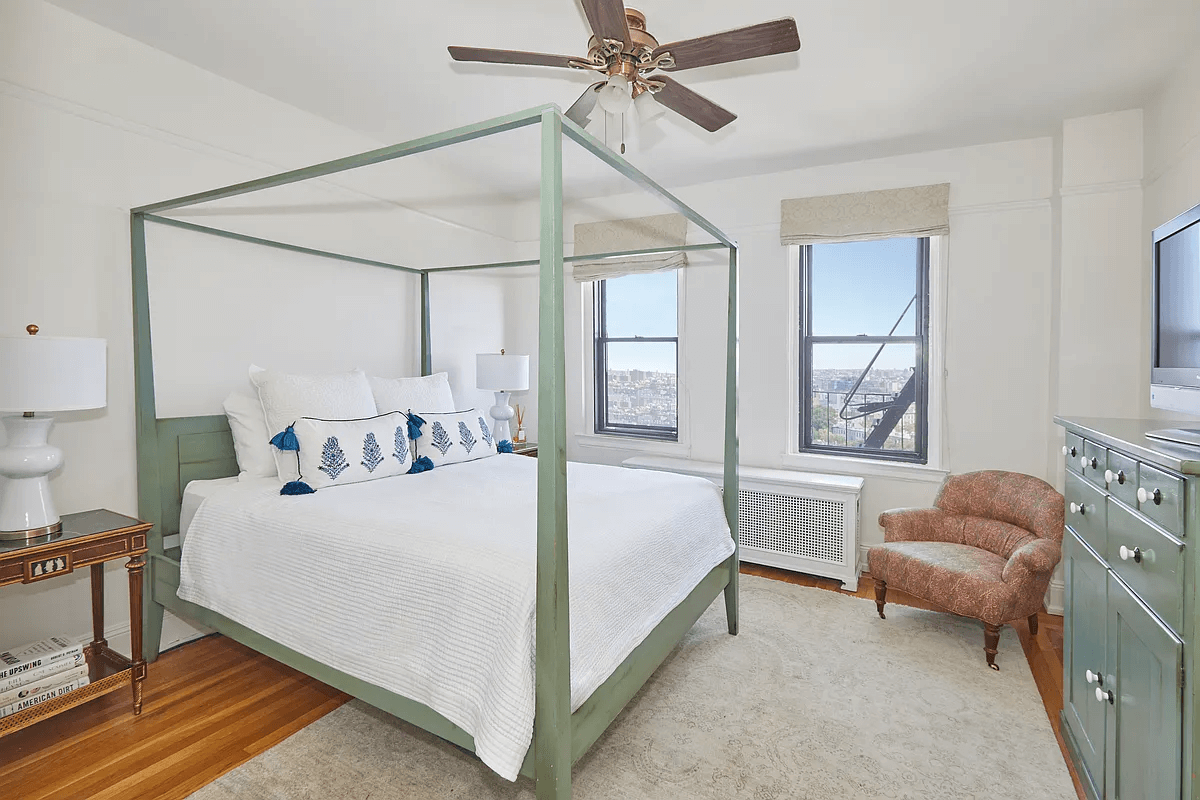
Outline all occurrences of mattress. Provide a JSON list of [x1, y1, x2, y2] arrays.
[[179, 476, 240, 545], [177, 454, 733, 781]]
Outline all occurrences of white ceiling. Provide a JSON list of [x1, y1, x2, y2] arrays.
[[47, 0, 1200, 192]]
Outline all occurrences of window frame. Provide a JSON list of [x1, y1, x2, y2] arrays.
[[797, 237, 931, 464], [592, 274, 680, 441]]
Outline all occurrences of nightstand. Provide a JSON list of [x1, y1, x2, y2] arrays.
[[512, 442, 538, 458], [0, 509, 152, 737]]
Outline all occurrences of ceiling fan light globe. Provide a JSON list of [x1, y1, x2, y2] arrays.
[[633, 89, 666, 122], [596, 74, 631, 114]]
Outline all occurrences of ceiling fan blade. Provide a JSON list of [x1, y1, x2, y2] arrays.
[[651, 76, 736, 132], [580, 0, 631, 46], [652, 18, 800, 71], [448, 46, 580, 69], [565, 82, 603, 127]]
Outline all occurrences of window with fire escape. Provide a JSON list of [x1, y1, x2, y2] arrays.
[[798, 237, 929, 462]]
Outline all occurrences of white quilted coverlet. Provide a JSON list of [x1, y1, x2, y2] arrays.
[[178, 454, 733, 780]]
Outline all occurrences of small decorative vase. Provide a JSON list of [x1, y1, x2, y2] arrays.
[[515, 426, 526, 444]]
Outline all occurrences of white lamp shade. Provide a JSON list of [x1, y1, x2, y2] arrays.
[[0, 335, 107, 412], [596, 75, 631, 115], [476, 353, 529, 392], [634, 89, 666, 122]]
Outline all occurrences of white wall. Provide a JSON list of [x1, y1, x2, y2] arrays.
[[531, 139, 1057, 546], [0, 0, 509, 654], [1143, 47, 1200, 418]]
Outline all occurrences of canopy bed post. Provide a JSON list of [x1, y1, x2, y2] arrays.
[[723, 244, 740, 635], [420, 271, 432, 376], [129, 211, 167, 662], [534, 108, 572, 800]]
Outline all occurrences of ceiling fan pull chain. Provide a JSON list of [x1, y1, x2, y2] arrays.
[[620, 112, 626, 155]]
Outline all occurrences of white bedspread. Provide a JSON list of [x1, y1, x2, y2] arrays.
[[177, 454, 733, 780]]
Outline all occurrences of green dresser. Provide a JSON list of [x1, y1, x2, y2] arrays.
[[1056, 417, 1197, 800]]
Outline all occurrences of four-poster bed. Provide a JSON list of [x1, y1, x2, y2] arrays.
[[128, 105, 739, 800]]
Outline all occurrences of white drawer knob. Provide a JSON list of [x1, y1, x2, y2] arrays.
[[1119, 545, 1144, 564], [1095, 686, 1114, 704], [1069, 502, 1085, 516], [1080, 456, 1089, 469], [1105, 469, 1126, 485], [1137, 487, 1163, 505], [1085, 669, 1099, 684], [1062, 445, 1069, 456]]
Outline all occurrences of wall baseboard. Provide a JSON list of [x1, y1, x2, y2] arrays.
[[1045, 579, 1065, 617], [73, 611, 213, 659]]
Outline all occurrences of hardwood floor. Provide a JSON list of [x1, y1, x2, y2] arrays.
[[0, 637, 347, 800], [0, 567, 1082, 800]]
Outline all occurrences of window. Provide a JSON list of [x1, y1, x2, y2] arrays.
[[593, 271, 678, 440], [798, 237, 929, 462]]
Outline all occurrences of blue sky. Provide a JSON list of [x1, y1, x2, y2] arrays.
[[603, 238, 920, 373]]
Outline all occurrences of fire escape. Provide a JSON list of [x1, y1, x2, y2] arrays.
[[836, 295, 917, 449]]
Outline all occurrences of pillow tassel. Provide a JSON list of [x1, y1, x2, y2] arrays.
[[407, 455, 434, 474], [269, 425, 300, 451], [497, 440, 513, 454], [279, 480, 315, 495], [405, 412, 426, 441]]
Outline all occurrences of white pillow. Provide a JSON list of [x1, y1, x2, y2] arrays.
[[252, 368, 378, 483], [222, 390, 277, 479], [290, 412, 413, 491], [416, 409, 497, 468], [370, 372, 455, 415]]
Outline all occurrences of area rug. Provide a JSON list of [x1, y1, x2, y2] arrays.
[[187, 575, 1075, 799]]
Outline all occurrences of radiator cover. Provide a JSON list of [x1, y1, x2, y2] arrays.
[[623, 457, 864, 591]]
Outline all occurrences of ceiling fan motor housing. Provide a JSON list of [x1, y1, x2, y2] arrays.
[[587, 8, 660, 68]]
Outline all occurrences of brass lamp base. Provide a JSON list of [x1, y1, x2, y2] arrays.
[[0, 521, 63, 544]]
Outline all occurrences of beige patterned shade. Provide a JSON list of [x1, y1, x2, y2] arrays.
[[572, 213, 688, 282], [780, 183, 950, 245]]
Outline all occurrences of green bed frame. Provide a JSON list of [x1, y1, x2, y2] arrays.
[[130, 105, 739, 800]]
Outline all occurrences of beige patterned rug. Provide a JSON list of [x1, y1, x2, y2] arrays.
[[188, 575, 1075, 799]]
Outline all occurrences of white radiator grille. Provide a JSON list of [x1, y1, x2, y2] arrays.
[[739, 489, 845, 564]]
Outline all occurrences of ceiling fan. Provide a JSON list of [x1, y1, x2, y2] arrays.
[[448, 0, 801, 133]]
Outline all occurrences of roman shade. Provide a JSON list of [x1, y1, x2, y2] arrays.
[[572, 212, 688, 282], [780, 183, 950, 245]]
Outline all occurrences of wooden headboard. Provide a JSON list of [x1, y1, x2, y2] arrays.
[[155, 415, 238, 537]]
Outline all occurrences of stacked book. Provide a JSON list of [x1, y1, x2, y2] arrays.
[[0, 635, 89, 719]]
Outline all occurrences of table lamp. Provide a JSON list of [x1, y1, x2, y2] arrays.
[[476, 350, 529, 445], [0, 325, 107, 541]]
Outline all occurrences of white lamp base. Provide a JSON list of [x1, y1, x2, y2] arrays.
[[489, 391, 515, 443], [0, 415, 64, 541]]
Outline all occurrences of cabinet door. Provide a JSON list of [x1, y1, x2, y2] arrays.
[[1105, 573, 1184, 800], [1063, 530, 1109, 795]]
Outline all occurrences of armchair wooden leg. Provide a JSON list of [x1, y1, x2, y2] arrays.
[[1027, 613, 1039, 636], [984, 622, 1001, 670], [874, 579, 887, 619]]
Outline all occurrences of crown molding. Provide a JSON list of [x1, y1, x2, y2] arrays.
[[1059, 179, 1143, 197]]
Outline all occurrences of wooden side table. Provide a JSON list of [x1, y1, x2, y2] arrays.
[[0, 510, 151, 737], [512, 442, 538, 458]]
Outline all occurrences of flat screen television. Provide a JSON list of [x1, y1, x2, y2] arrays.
[[1148, 201, 1200, 445]]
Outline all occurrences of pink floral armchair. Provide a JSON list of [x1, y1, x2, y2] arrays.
[[868, 470, 1065, 669]]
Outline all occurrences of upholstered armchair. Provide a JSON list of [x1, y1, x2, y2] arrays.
[[868, 470, 1065, 669]]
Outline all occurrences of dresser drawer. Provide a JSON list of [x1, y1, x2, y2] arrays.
[[1107, 499, 1186, 635], [1137, 463, 1185, 537], [1104, 449, 1138, 508], [1065, 472, 1107, 555], [1063, 432, 1085, 475], [1081, 440, 1106, 487]]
